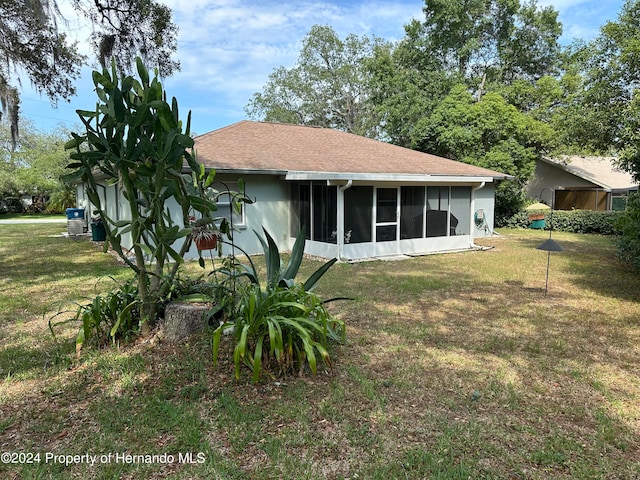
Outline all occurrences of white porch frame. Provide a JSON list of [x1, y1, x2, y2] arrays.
[[287, 173, 494, 261]]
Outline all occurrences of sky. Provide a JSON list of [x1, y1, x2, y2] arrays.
[[16, 0, 626, 136]]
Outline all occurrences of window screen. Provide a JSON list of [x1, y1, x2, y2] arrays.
[[400, 186, 425, 239], [344, 186, 372, 243]]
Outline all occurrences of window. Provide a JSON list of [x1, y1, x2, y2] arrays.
[[291, 183, 311, 237], [376, 188, 397, 223], [426, 186, 449, 237], [313, 184, 337, 244], [210, 181, 245, 226]]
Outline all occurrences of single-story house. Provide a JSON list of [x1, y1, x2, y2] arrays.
[[527, 156, 639, 211], [76, 121, 510, 261]]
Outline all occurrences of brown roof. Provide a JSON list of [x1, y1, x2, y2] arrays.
[[543, 156, 638, 191], [194, 121, 509, 180]]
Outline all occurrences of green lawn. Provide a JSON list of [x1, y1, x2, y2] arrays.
[[0, 213, 66, 220], [1, 224, 639, 479]]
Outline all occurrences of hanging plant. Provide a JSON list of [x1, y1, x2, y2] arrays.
[[190, 217, 220, 251]]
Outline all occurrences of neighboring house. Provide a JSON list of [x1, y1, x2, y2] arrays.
[[527, 156, 639, 211], [76, 121, 510, 261]]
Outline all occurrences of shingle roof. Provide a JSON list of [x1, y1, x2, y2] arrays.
[[542, 156, 638, 191], [194, 121, 509, 181]]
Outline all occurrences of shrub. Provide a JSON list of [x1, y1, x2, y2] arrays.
[[212, 228, 346, 382], [50, 273, 225, 350], [615, 193, 640, 269], [0, 197, 23, 214], [46, 186, 76, 214], [50, 277, 141, 350], [218, 283, 345, 382], [501, 209, 621, 235]]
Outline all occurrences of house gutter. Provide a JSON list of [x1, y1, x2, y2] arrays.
[[336, 180, 353, 262]]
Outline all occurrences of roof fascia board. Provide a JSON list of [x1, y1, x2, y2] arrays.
[[284, 171, 498, 183], [210, 168, 288, 176]]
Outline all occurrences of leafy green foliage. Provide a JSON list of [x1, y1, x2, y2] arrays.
[[0, 121, 73, 206], [1, 0, 83, 146], [558, 1, 640, 165], [420, 0, 561, 83], [615, 193, 640, 268], [1, 0, 179, 148], [49, 277, 140, 350], [412, 84, 555, 216], [214, 284, 345, 383], [254, 227, 338, 291], [44, 185, 76, 213], [245, 25, 387, 137], [212, 228, 344, 382], [502, 209, 622, 235], [64, 58, 217, 336]]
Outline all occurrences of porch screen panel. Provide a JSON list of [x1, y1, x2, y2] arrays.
[[344, 186, 372, 243], [450, 187, 471, 235], [400, 186, 425, 239], [376, 188, 397, 223], [426, 186, 449, 237], [290, 183, 311, 238], [313, 184, 337, 244]]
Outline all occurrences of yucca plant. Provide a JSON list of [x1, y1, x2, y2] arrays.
[[211, 227, 346, 382]]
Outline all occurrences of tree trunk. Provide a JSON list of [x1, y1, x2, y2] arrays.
[[163, 302, 211, 342]]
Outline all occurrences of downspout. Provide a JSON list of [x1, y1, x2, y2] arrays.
[[337, 180, 353, 261], [470, 182, 486, 249]]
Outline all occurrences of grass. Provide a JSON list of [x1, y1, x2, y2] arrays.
[[0, 213, 66, 220], [1, 224, 639, 479]]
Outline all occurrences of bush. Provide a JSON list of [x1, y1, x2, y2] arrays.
[[50, 277, 141, 349], [212, 227, 346, 382], [615, 193, 640, 269], [218, 283, 345, 382], [46, 187, 76, 214], [0, 197, 24, 214], [501, 209, 621, 235], [50, 273, 222, 350]]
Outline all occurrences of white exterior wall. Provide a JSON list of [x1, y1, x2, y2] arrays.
[[473, 183, 496, 238], [527, 160, 595, 199], [77, 175, 497, 261], [184, 174, 290, 260]]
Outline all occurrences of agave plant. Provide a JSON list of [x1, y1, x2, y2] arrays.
[[211, 227, 346, 382], [242, 226, 338, 290]]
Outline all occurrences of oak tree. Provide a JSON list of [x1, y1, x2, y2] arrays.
[[1, 0, 179, 147]]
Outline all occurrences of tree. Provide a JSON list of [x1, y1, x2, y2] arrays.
[[0, 120, 74, 208], [367, 20, 455, 147], [246, 25, 386, 137], [1, 0, 179, 147], [411, 84, 555, 219], [64, 59, 219, 337], [369, 1, 562, 218], [419, 0, 561, 88], [370, 0, 563, 147], [596, 0, 640, 180], [1, 1, 83, 146]]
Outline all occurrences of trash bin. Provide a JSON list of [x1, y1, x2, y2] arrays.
[[90, 218, 106, 241]]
